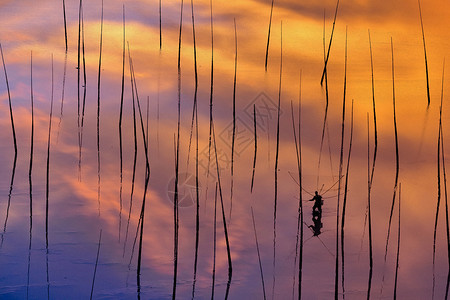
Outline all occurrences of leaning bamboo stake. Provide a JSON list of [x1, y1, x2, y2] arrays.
[[251, 104, 258, 193], [77, 0, 82, 179], [173, 0, 184, 298], [251, 206, 267, 300], [393, 184, 401, 300], [0, 44, 17, 249], [127, 52, 151, 297], [272, 20, 282, 300], [123, 42, 138, 257], [230, 18, 237, 219], [367, 29, 378, 300], [212, 122, 232, 299], [45, 54, 54, 261], [290, 70, 303, 299], [186, 0, 200, 299], [433, 59, 445, 300], [190, 0, 200, 298], [0, 44, 17, 157], [442, 114, 450, 300], [381, 37, 400, 296], [320, 0, 340, 86], [27, 51, 35, 300], [62, 0, 68, 52], [264, 0, 274, 71], [341, 99, 353, 299], [211, 182, 218, 300], [366, 113, 373, 300], [29, 51, 35, 246], [317, 10, 330, 187], [118, 5, 126, 242], [90, 230, 103, 300], [418, 0, 431, 108], [96, 0, 104, 216], [335, 27, 347, 300], [441, 119, 450, 300]]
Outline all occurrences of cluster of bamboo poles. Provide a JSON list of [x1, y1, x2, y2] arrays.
[[0, 0, 448, 299]]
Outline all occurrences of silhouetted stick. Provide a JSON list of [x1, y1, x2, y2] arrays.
[[433, 59, 445, 300], [0, 43, 17, 156], [393, 183, 401, 300], [1, 152, 17, 248], [46, 242, 50, 300], [290, 71, 303, 299], [212, 122, 233, 299], [368, 29, 378, 188], [27, 54, 40, 297], [418, 0, 431, 108], [267, 113, 271, 165], [367, 31, 378, 300], [296, 72, 303, 300], [160, 0, 162, 49], [443, 102, 450, 300], [129, 53, 151, 297], [211, 182, 218, 300], [264, 0, 274, 71], [291, 102, 298, 300], [230, 18, 237, 220], [90, 229, 102, 300], [206, 0, 214, 202], [146, 95, 149, 163], [62, 0, 68, 52], [79, 6, 87, 160], [320, 0, 340, 86], [335, 27, 347, 300], [0, 43, 17, 248], [135, 88, 150, 294], [77, 3, 87, 181], [272, 21, 282, 300], [81, 5, 86, 129], [366, 113, 373, 300], [157, 67, 160, 154], [447, 272, 450, 300], [57, 40, 68, 141], [251, 104, 257, 193], [442, 121, 450, 300], [341, 99, 353, 300], [123, 42, 138, 257], [118, 5, 126, 242], [27, 53, 34, 297], [189, 0, 200, 298], [173, 1, 184, 298], [251, 206, 267, 300], [128, 212, 141, 270], [317, 10, 330, 187], [46, 54, 54, 255], [193, 59, 200, 300], [77, 0, 82, 179], [29, 51, 35, 252], [96, 0, 104, 216], [185, 0, 198, 183], [381, 37, 399, 295]]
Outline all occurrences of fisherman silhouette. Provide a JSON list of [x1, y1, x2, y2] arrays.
[[308, 212, 323, 236], [309, 191, 323, 214]]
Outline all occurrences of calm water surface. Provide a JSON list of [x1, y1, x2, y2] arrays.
[[1, 0, 450, 299]]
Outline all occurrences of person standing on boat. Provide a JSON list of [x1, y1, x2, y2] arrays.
[[309, 191, 323, 213]]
